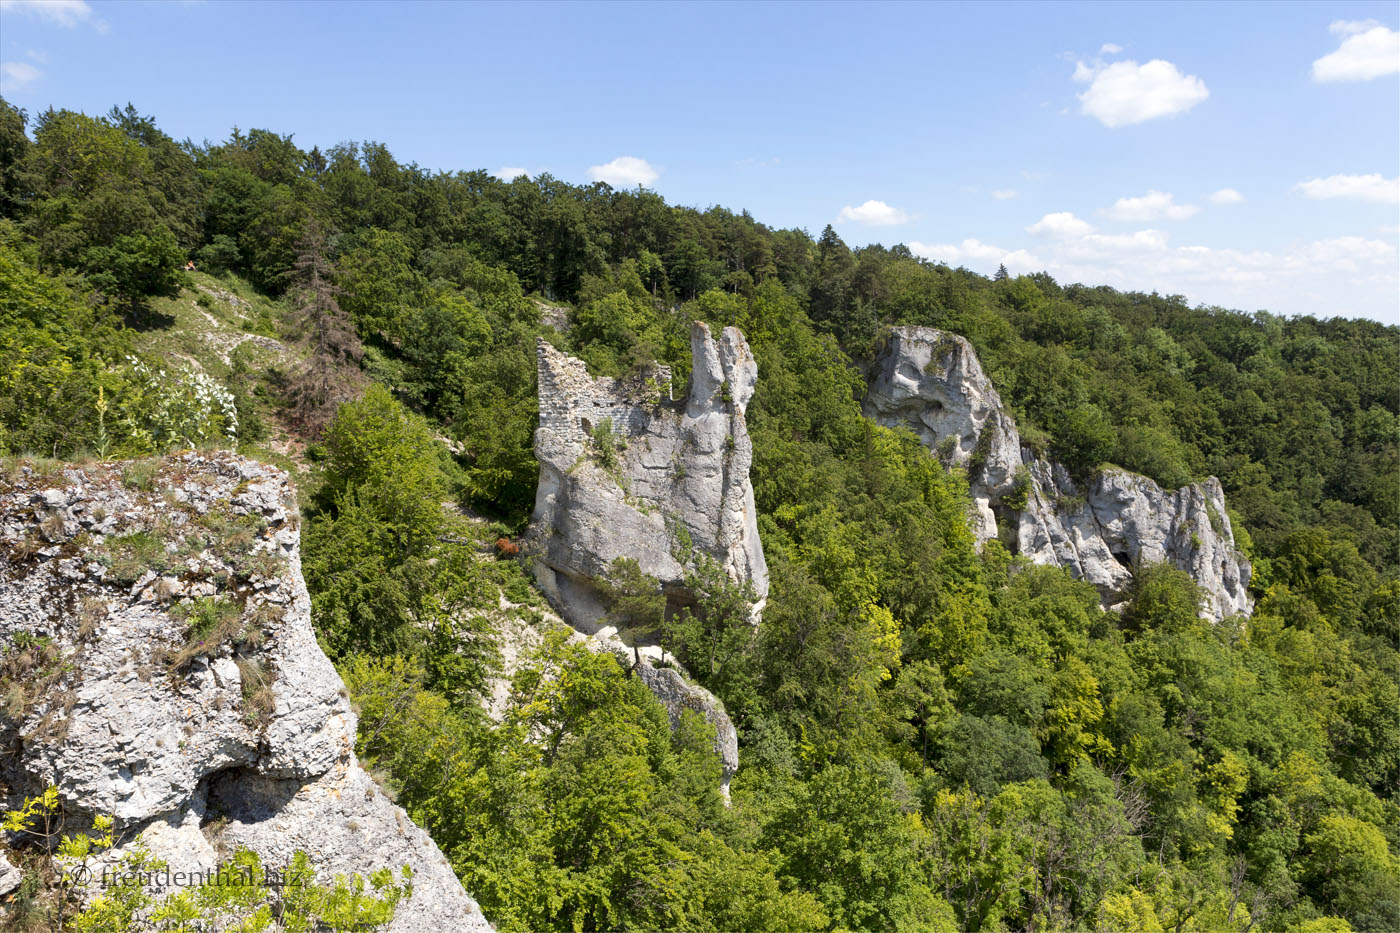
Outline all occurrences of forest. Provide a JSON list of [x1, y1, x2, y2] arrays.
[[0, 97, 1396, 932]]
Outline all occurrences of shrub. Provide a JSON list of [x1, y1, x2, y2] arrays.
[[1003, 466, 1032, 511], [164, 597, 251, 668], [196, 234, 241, 275], [590, 416, 625, 471], [1052, 404, 1115, 478]]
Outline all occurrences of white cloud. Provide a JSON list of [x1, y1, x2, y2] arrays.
[[1104, 190, 1199, 221], [917, 225, 1398, 321], [836, 200, 911, 226], [1294, 173, 1400, 204], [1313, 20, 1400, 82], [1073, 58, 1208, 127], [586, 156, 659, 188], [0, 61, 41, 90], [0, 0, 97, 28], [26, 49, 48, 63], [1208, 188, 1244, 204], [909, 239, 1043, 273], [1026, 211, 1094, 238], [1099, 43, 1123, 55], [493, 166, 529, 181], [991, 189, 1018, 200], [910, 238, 1008, 262]]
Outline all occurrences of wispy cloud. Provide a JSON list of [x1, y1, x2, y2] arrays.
[[1208, 188, 1244, 204], [493, 167, 529, 181], [836, 200, 912, 226], [1073, 56, 1208, 127], [991, 189, 1018, 200], [586, 156, 659, 188], [911, 228, 1397, 321], [1295, 173, 1399, 204], [909, 238, 1038, 269], [0, 61, 41, 90], [0, 0, 101, 29], [1099, 42, 1122, 55], [1313, 20, 1400, 82], [1104, 190, 1199, 221]]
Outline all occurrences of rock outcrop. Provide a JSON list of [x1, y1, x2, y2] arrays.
[[865, 327, 1252, 620], [526, 322, 765, 787], [0, 453, 491, 932], [482, 597, 741, 797]]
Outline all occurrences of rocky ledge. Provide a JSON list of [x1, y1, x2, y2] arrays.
[[0, 452, 491, 931], [864, 327, 1252, 620]]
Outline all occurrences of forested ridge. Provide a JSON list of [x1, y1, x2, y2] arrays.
[[0, 98, 1396, 932]]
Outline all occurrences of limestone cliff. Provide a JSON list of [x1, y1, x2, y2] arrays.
[[864, 326, 1252, 621], [0, 453, 491, 932], [529, 322, 767, 619], [526, 322, 766, 786]]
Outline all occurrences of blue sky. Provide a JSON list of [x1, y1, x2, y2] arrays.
[[1, 0, 1396, 322]]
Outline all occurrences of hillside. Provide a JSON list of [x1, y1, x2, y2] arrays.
[[0, 98, 1396, 933]]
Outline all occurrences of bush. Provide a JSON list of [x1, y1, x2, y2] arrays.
[[196, 234, 241, 275], [590, 416, 625, 472], [1052, 404, 1115, 478]]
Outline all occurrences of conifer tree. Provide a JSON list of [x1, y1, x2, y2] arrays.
[[286, 218, 363, 432]]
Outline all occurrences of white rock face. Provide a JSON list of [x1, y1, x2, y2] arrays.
[[0, 453, 491, 932], [530, 322, 767, 617], [527, 322, 765, 785], [0, 851, 19, 897], [865, 327, 1252, 621]]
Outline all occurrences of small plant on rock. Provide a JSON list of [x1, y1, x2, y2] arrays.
[[120, 459, 160, 492], [165, 597, 245, 668], [1003, 466, 1032, 511], [590, 417, 626, 472], [236, 657, 276, 728], [103, 530, 172, 585]]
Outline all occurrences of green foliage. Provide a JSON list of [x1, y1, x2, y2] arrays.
[[665, 550, 759, 703], [3, 101, 1396, 933], [321, 384, 446, 553], [1054, 403, 1116, 478], [342, 644, 825, 932], [3, 787, 411, 932], [304, 386, 496, 699], [0, 234, 239, 457], [588, 415, 624, 473], [600, 556, 664, 670], [1003, 465, 1032, 510]]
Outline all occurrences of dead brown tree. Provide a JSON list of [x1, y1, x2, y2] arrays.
[[284, 218, 364, 434]]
